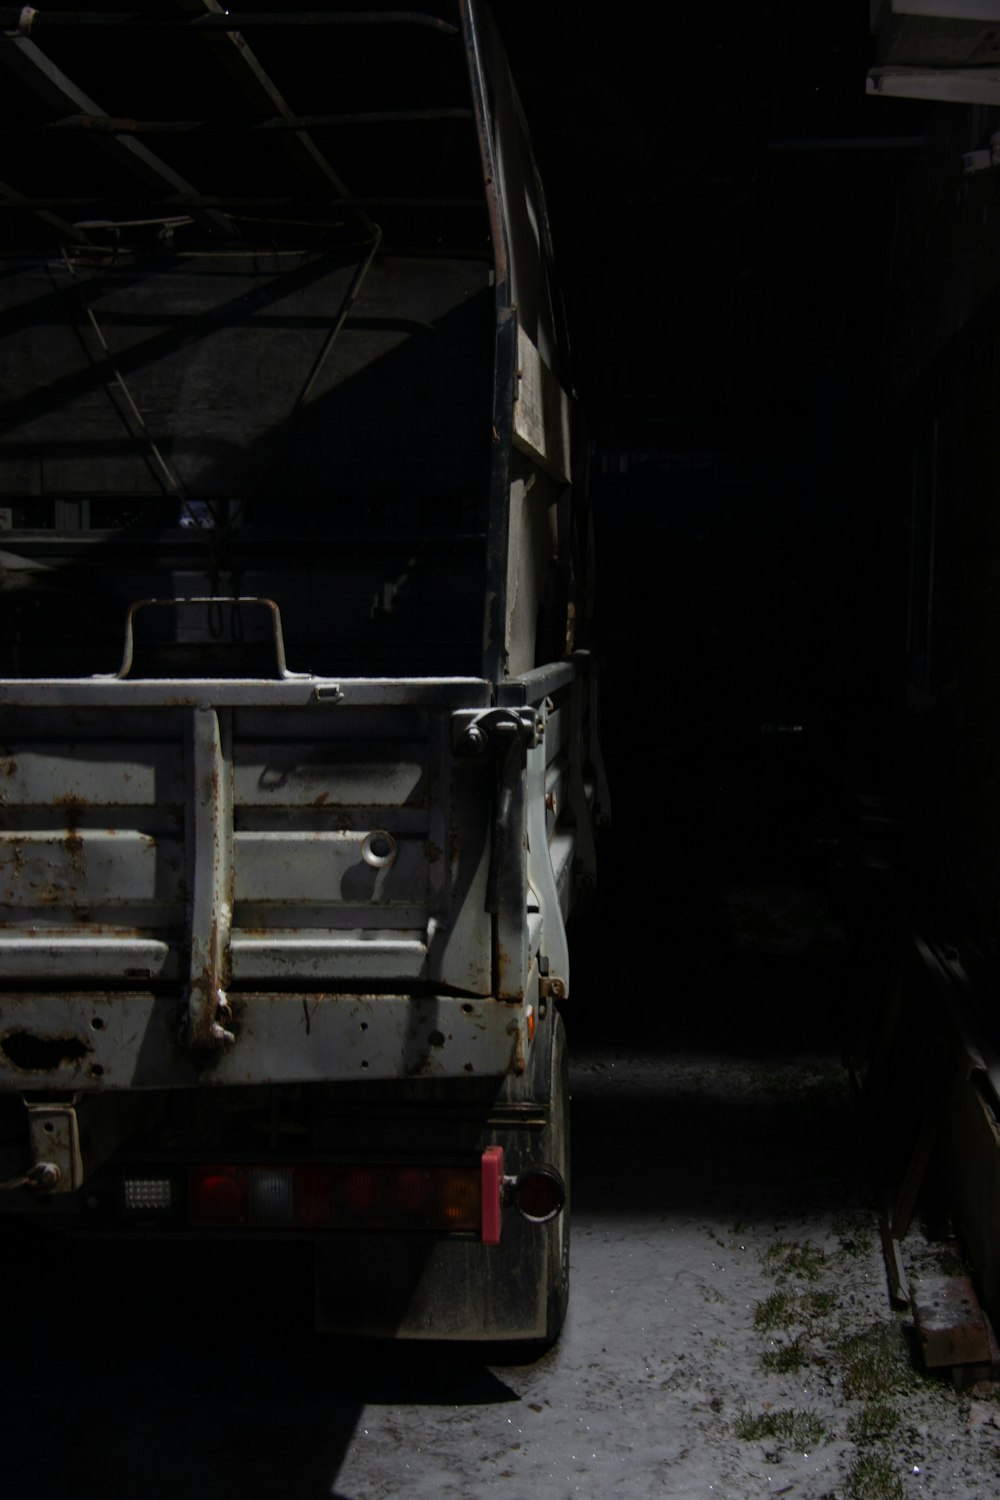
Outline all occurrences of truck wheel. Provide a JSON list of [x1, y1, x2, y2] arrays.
[[538, 1008, 571, 1345]]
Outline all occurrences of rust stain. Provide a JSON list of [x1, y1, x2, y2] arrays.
[[424, 840, 443, 865], [63, 824, 86, 886], [312, 792, 330, 807], [506, 1019, 527, 1075], [0, 756, 16, 778]]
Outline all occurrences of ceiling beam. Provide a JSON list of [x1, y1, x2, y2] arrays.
[[0, 30, 235, 237], [174, 0, 375, 238], [1, 9, 458, 33]]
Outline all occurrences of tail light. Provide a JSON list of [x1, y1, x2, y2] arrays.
[[189, 1153, 503, 1239]]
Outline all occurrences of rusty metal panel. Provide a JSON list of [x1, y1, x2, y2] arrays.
[[0, 936, 174, 980], [0, 676, 494, 1009], [0, 659, 598, 1084], [229, 932, 430, 982], [0, 739, 184, 807], [0, 829, 182, 908], [0, 992, 527, 1089]]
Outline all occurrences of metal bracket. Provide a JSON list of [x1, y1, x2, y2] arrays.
[[525, 728, 570, 1001], [26, 1101, 83, 1193], [452, 708, 543, 930], [23, 1093, 163, 1194], [451, 706, 542, 757]]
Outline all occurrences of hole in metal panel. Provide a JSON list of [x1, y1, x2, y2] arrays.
[[1, 1031, 91, 1071], [361, 830, 397, 868]]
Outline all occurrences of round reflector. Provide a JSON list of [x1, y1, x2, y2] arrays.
[[513, 1167, 566, 1223]]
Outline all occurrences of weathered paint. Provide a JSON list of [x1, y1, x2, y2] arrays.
[[0, 992, 529, 1089]]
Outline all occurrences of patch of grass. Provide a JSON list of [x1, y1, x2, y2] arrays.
[[839, 1322, 914, 1402], [760, 1337, 808, 1373], [832, 1215, 875, 1259], [754, 1290, 794, 1330], [847, 1402, 900, 1443], [733, 1406, 827, 1450], [760, 1240, 827, 1282], [754, 1288, 836, 1331], [843, 1449, 903, 1500]]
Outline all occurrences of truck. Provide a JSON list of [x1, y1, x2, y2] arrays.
[[0, 0, 605, 1342]]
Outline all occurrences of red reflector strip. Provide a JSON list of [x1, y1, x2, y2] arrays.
[[189, 1162, 483, 1233], [481, 1145, 504, 1245]]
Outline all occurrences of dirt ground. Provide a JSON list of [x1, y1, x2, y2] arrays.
[[329, 1029, 1000, 1500]]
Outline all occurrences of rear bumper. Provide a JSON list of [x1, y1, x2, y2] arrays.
[[0, 991, 532, 1092]]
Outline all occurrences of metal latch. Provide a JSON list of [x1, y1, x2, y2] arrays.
[[452, 709, 543, 914], [452, 707, 542, 757]]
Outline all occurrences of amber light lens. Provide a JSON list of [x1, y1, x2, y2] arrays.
[[436, 1170, 479, 1228]]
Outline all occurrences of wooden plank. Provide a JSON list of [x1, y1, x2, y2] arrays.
[[513, 326, 572, 483], [912, 1272, 992, 1368]]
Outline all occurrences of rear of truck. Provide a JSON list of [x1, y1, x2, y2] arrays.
[[0, 1, 602, 1340]]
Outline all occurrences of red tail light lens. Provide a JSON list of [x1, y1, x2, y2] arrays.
[[189, 1166, 248, 1225], [189, 1162, 485, 1234], [393, 1168, 431, 1216]]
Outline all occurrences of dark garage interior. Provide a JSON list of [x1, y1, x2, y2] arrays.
[[500, 0, 1000, 1334]]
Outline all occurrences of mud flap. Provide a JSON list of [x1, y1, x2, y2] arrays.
[[314, 1010, 570, 1342]]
